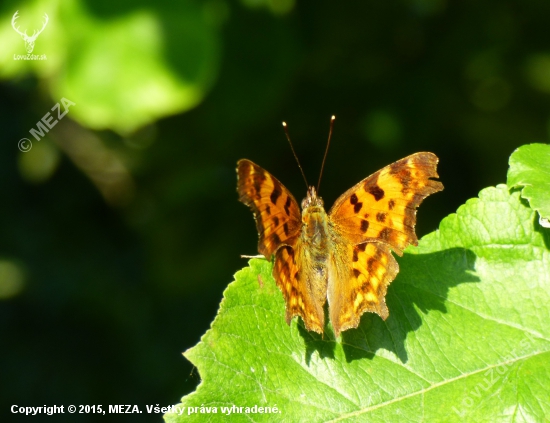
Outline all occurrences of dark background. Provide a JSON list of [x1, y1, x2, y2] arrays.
[[2, 0, 550, 421]]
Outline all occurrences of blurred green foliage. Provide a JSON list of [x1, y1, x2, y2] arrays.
[[2, 0, 550, 421]]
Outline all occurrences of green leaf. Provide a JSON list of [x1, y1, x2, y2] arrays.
[[507, 143, 550, 227], [166, 184, 550, 422], [0, 0, 221, 134]]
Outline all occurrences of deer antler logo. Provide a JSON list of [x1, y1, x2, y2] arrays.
[[12, 11, 49, 54]]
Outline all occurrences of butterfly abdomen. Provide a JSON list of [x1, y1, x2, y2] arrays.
[[300, 204, 330, 281], [295, 203, 331, 320]]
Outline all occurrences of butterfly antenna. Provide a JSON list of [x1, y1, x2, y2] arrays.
[[282, 121, 309, 189], [317, 115, 335, 193]]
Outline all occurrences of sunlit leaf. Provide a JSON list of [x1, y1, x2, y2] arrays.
[[507, 143, 550, 227], [166, 184, 550, 422]]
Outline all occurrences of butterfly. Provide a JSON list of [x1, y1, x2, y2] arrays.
[[237, 123, 443, 337]]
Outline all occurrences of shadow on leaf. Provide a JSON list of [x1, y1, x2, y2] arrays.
[[534, 213, 550, 250], [298, 319, 337, 363], [298, 247, 478, 364]]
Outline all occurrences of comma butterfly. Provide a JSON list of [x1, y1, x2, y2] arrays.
[[237, 117, 443, 337]]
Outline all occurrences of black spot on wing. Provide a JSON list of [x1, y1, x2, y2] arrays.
[[367, 184, 385, 201], [378, 228, 392, 242], [354, 202, 363, 213], [270, 184, 282, 205], [253, 171, 266, 199], [367, 257, 376, 272], [376, 212, 387, 222], [350, 193, 358, 205], [284, 196, 292, 216], [361, 282, 372, 294], [360, 220, 369, 233]]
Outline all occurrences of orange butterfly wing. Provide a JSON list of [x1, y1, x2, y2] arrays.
[[237, 159, 301, 258], [237, 159, 325, 333], [327, 152, 443, 336], [273, 245, 325, 333], [329, 152, 443, 254], [327, 241, 399, 336]]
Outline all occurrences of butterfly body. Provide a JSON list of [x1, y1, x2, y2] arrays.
[[300, 189, 331, 278], [237, 152, 443, 337], [293, 188, 333, 332]]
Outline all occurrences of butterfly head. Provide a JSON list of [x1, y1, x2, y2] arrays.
[[301, 186, 324, 210]]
